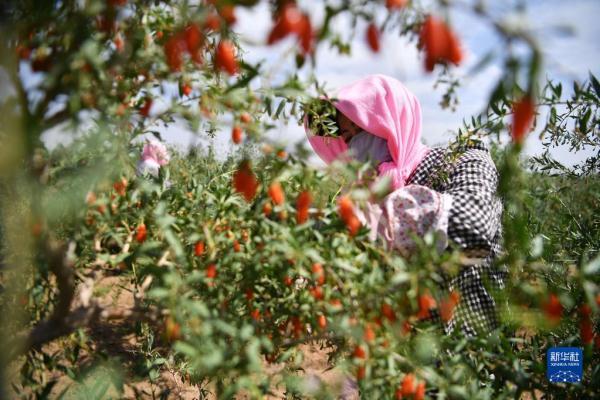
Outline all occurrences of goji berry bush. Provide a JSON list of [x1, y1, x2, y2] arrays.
[[0, 1, 599, 399]]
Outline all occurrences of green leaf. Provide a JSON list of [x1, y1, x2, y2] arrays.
[[553, 82, 562, 98], [582, 254, 600, 275], [148, 369, 160, 381], [580, 108, 591, 132], [274, 100, 287, 119], [529, 235, 544, 258], [174, 342, 199, 359], [153, 358, 167, 366], [201, 348, 224, 369], [189, 301, 210, 317], [589, 72, 600, 98], [164, 230, 184, 259], [391, 271, 410, 285], [148, 288, 170, 299], [333, 259, 360, 274]]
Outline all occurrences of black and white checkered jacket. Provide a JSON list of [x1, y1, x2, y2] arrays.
[[405, 140, 507, 336]]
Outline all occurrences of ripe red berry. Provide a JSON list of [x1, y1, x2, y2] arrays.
[[543, 293, 562, 324], [263, 202, 273, 216], [419, 15, 463, 72], [296, 190, 312, 224], [366, 23, 380, 53], [231, 125, 243, 144], [276, 149, 287, 159], [297, 13, 313, 55], [113, 177, 128, 196], [317, 315, 327, 329], [415, 382, 426, 400], [353, 345, 366, 359], [232, 160, 258, 202], [337, 196, 361, 236], [184, 23, 202, 53], [386, 0, 408, 9], [140, 98, 153, 117], [204, 13, 221, 31], [311, 262, 323, 274], [311, 262, 325, 286], [401, 373, 416, 396], [329, 299, 342, 310], [267, 3, 303, 45], [363, 324, 376, 342], [206, 263, 217, 279], [579, 304, 594, 345], [136, 223, 147, 243], [240, 112, 251, 124], [215, 40, 238, 75], [417, 292, 437, 320], [292, 316, 303, 338], [439, 290, 460, 323], [338, 196, 354, 221], [381, 302, 397, 322], [182, 83, 193, 96], [268, 181, 285, 205], [194, 241, 205, 256], [164, 33, 186, 71], [296, 208, 308, 225], [218, 5, 237, 26], [511, 95, 536, 145], [356, 365, 366, 381], [309, 286, 323, 300], [16, 44, 31, 60], [114, 33, 124, 52]]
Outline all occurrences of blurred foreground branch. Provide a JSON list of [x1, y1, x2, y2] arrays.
[[6, 237, 157, 362]]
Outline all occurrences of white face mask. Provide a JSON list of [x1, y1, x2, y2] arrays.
[[348, 130, 392, 165]]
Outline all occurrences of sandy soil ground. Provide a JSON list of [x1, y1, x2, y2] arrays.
[[8, 275, 358, 399]]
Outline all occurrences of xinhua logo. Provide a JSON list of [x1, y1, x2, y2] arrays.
[[547, 347, 583, 383]]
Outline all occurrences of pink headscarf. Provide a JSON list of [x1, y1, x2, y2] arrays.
[[141, 139, 170, 166], [137, 139, 170, 178], [305, 74, 430, 190]]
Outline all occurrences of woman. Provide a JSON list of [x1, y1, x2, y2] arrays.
[[305, 74, 507, 337]]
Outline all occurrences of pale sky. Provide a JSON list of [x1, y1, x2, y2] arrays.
[[37, 0, 600, 169]]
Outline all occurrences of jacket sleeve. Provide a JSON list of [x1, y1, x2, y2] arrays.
[[353, 185, 453, 257], [444, 148, 503, 256]]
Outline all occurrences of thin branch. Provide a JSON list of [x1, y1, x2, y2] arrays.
[[6, 236, 160, 362]]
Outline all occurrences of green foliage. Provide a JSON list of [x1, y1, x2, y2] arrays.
[[0, 0, 599, 399], [302, 97, 340, 139], [5, 142, 599, 398]]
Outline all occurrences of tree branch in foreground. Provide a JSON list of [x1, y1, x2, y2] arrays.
[[7, 236, 157, 362]]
